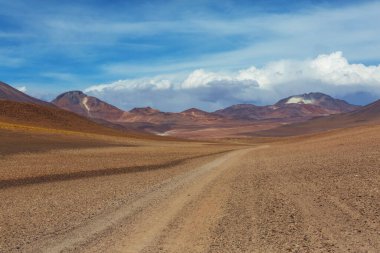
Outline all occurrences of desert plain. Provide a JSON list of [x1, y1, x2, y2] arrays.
[[1, 121, 379, 253]]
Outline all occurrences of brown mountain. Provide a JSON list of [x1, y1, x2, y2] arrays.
[[51, 93, 225, 134], [214, 104, 272, 120], [129, 107, 160, 115], [115, 106, 227, 135], [0, 81, 51, 107], [275, 92, 358, 113], [214, 92, 359, 121], [0, 100, 126, 136], [121, 107, 222, 125], [180, 108, 223, 121], [255, 99, 380, 137], [49, 89, 363, 138], [52, 91, 124, 121]]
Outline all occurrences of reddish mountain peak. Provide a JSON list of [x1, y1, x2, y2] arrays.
[[182, 108, 204, 113], [52, 91, 124, 121], [180, 108, 220, 120], [229, 104, 260, 109], [130, 107, 160, 115], [181, 108, 210, 115], [0, 81, 51, 107], [53, 90, 87, 104]]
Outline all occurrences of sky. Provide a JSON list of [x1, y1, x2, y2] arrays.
[[1, 0, 380, 111]]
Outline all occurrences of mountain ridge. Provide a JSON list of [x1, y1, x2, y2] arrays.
[[215, 92, 360, 120], [2, 81, 373, 139], [0, 81, 52, 107]]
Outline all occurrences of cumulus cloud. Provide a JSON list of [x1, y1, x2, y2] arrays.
[[85, 52, 380, 111]]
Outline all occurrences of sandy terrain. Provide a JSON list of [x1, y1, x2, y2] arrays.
[[1, 124, 380, 252]]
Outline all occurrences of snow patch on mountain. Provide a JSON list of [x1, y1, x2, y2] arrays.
[[286, 97, 314, 105], [82, 97, 91, 113]]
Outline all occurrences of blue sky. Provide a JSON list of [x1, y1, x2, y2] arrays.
[[1, 0, 380, 111]]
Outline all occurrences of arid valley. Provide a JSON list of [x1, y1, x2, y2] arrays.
[[2, 1, 380, 252], [1, 80, 380, 252]]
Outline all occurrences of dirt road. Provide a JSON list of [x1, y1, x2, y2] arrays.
[[25, 147, 259, 252]]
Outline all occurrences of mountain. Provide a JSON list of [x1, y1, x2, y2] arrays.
[[129, 107, 160, 115], [215, 92, 359, 121], [255, 99, 380, 137], [0, 81, 51, 107], [121, 107, 222, 125], [0, 99, 126, 136], [275, 92, 358, 113], [115, 106, 227, 135], [52, 91, 357, 126], [180, 108, 222, 121], [51, 93, 225, 134], [214, 104, 273, 120], [52, 91, 124, 121], [48, 89, 364, 138]]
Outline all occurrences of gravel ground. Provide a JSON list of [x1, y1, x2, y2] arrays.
[[1, 125, 380, 252]]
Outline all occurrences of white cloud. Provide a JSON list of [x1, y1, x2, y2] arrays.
[[85, 76, 174, 92], [85, 52, 380, 111], [99, 1, 380, 78], [16, 86, 27, 93], [236, 52, 380, 88], [181, 69, 233, 89]]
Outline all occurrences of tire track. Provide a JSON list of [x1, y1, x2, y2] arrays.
[[32, 147, 264, 253]]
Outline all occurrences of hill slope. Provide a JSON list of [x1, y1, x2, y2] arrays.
[[255, 99, 380, 137], [0, 81, 51, 107], [0, 100, 132, 136]]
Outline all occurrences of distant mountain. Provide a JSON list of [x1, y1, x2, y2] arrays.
[[275, 92, 358, 113], [215, 92, 359, 120], [180, 108, 222, 120], [51, 93, 224, 134], [48, 89, 365, 138], [214, 104, 272, 120], [52, 91, 124, 121], [52, 91, 358, 125], [129, 107, 160, 115], [349, 99, 380, 119], [121, 107, 222, 125], [0, 81, 51, 107], [255, 99, 380, 137]]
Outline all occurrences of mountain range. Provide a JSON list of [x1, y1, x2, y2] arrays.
[[51, 90, 360, 135], [1, 80, 379, 139], [215, 92, 357, 121], [52, 90, 359, 122]]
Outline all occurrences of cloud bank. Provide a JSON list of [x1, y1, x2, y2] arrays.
[[85, 52, 380, 112], [1, 1, 380, 97]]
